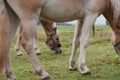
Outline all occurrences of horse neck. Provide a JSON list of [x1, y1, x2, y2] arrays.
[[103, 6, 120, 29], [41, 20, 54, 36], [103, 8, 114, 27], [103, 7, 120, 40]]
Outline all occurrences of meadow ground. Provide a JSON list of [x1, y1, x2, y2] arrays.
[[1, 26, 120, 80]]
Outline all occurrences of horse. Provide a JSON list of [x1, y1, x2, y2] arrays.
[[15, 21, 62, 56], [16, 21, 96, 56], [0, 0, 120, 80]]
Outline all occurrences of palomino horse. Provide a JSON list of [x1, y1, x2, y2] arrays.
[[15, 21, 62, 56], [0, 0, 120, 80]]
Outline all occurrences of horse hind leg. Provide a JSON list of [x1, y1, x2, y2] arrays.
[[69, 20, 83, 71], [78, 13, 99, 75], [6, 22, 18, 80], [5, 52, 16, 80], [3, 1, 19, 80], [20, 18, 50, 80], [0, 1, 18, 80], [0, 0, 10, 75], [15, 27, 23, 56], [5, 0, 49, 79], [15, 25, 41, 56], [33, 33, 41, 55]]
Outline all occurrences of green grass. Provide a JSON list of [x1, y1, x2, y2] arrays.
[[1, 26, 120, 80]]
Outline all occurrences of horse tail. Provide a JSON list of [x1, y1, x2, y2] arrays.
[[0, 0, 9, 75], [110, 0, 120, 23]]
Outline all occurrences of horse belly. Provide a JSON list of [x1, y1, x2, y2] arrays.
[[40, 0, 83, 22], [40, 10, 79, 22]]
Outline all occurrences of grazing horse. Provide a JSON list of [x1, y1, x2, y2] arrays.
[[0, 0, 120, 80], [15, 21, 62, 56]]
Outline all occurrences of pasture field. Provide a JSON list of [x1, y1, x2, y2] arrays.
[[1, 26, 120, 80]]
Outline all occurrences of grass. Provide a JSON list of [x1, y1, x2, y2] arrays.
[[1, 26, 120, 80]]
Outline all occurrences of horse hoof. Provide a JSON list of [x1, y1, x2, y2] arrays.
[[42, 76, 51, 80], [81, 71, 91, 75], [36, 52, 41, 55], [69, 67, 77, 71]]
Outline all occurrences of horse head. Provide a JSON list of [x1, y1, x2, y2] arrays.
[[111, 18, 120, 55], [46, 27, 62, 53]]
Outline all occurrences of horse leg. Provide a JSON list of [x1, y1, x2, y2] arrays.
[[15, 25, 41, 56], [5, 51, 16, 80], [15, 35, 23, 56], [15, 27, 23, 56], [33, 32, 41, 55], [5, 0, 50, 79], [20, 19, 50, 80], [69, 20, 83, 70], [78, 13, 99, 75], [6, 24, 18, 80], [4, 4, 19, 80]]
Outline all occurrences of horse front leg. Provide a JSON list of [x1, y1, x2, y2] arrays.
[[20, 19, 50, 80], [69, 20, 83, 70], [78, 13, 99, 75]]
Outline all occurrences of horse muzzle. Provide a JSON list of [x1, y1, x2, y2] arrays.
[[51, 44, 62, 54], [53, 47, 62, 53], [113, 41, 120, 55]]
